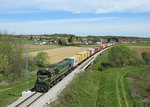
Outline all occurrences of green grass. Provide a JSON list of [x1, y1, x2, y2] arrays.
[[15, 38, 40, 45], [0, 72, 37, 106], [123, 41, 150, 47], [125, 66, 150, 106], [96, 68, 120, 107], [53, 69, 101, 107]]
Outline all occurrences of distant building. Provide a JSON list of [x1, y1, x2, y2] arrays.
[[102, 38, 108, 44], [71, 39, 82, 44]]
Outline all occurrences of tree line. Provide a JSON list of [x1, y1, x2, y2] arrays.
[[0, 35, 24, 81]]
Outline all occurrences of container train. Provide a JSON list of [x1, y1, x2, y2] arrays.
[[35, 43, 118, 92]]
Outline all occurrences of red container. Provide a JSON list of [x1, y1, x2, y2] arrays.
[[105, 44, 107, 48], [94, 48, 97, 53], [99, 46, 103, 50], [88, 50, 92, 56]]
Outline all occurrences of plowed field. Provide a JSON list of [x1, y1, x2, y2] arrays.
[[29, 47, 90, 64]]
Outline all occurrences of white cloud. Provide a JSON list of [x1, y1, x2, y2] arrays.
[[0, 0, 150, 14], [0, 17, 150, 37], [72, 11, 81, 14]]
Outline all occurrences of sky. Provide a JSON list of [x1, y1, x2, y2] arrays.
[[0, 0, 150, 37]]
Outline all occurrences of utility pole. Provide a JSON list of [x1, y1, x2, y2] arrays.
[[25, 49, 28, 92]]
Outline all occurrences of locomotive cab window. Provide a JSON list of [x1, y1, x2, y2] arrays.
[[39, 72, 48, 77], [37, 70, 48, 77]]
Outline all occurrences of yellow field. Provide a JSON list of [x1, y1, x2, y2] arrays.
[[23, 44, 62, 51], [28, 46, 90, 64]]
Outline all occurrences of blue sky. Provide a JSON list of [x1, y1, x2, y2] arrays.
[[0, 0, 150, 37]]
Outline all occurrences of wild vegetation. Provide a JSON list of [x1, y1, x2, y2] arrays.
[[0, 72, 36, 106], [108, 45, 142, 67], [142, 51, 150, 64], [34, 51, 49, 67], [0, 35, 24, 81]]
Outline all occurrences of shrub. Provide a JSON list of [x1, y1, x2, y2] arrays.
[[142, 51, 150, 65], [28, 57, 38, 71], [34, 52, 49, 67], [108, 45, 142, 67]]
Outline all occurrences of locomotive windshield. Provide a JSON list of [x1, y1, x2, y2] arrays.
[[37, 70, 49, 77]]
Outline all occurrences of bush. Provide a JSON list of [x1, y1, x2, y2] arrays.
[[142, 51, 150, 65], [34, 52, 49, 67], [28, 57, 38, 71], [108, 45, 142, 67]]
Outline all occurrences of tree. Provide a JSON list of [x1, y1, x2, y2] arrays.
[[68, 36, 73, 43], [34, 52, 49, 67], [108, 45, 141, 67], [28, 57, 38, 71], [142, 51, 150, 65], [0, 36, 24, 81]]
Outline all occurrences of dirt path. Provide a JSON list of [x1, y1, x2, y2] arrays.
[[116, 74, 122, 107], [0, 88, 12, 92], [116, 71, 129, 107], [95, 75, 101, 107], [121, 74, 129, 107], [29, 47, 90, 64]]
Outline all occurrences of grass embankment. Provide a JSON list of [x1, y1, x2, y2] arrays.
[[0, 72, 36, 106], [53, 68, 101, 107], [53, 48, 150, 107]]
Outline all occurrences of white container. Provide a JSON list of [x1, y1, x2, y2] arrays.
[[88, 49, 95, 55], [68, 57, 78, 67]]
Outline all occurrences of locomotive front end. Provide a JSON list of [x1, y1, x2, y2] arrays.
[[35, 70, 50, 92]]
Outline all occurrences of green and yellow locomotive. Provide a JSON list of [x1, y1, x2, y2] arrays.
[[35, 58, 73, 92]]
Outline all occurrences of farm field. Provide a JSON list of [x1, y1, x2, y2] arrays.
[[124, 41, 150, 47], [23, 44, 64, 52], [29, 46, 90, 64], [129, 46, 150, 55]]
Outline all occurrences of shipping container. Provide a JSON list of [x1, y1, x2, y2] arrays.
[[74, 55, 82, 64], [99, 45, 103, 50], [76, 51, 88, 62], [94, 48, 97, 53], [86, 51, 90, 57], [67, 57, 78, 67], [88, 49, 95, 55], [97, 47, 100, 51], [111, 42, 113, 46], [107, 43, 111, 47], [88, 50, 92, 56], [101, 44, 106, 48]]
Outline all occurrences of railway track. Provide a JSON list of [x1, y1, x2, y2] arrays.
[[15, 92, 44, 107]]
